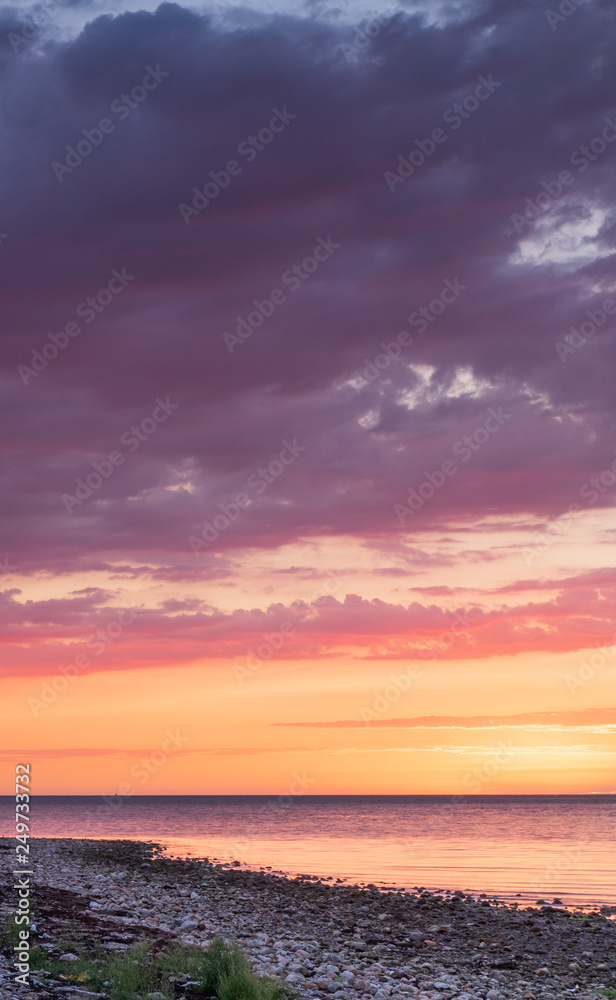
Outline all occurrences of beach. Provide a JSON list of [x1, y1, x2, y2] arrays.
[[1, 838, 615, 1000]]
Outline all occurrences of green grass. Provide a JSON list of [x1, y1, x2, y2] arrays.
[[0, 914, 21, 949], [218, 966, 286, 1000], [1, 920, 286, 1000], [156, 941, 205, 979], [201, 938, 285, 1000], [106, 940, 173, 1000], [599, 991, 616, 998]]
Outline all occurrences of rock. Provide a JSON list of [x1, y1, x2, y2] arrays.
[[3, 837, 616, 1000], [184, 983, 211, 998], [286, 973, 305, 984], [59, 952, 80, 961]]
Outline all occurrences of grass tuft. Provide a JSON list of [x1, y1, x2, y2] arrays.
[[106, 940, 173, 1000], [1, 918, 285, 1000]]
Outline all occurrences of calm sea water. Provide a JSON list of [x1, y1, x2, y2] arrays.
[[1, 795, 614, 908]]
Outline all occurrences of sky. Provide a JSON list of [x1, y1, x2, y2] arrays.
[[1, 0, 615, 795]]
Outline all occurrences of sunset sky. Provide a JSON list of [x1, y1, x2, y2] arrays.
[[1, 0, 615, 795]]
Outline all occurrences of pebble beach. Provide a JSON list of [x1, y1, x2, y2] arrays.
[[1, 839, 615, 1000]]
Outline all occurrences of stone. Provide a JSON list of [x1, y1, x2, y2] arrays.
[[286, 973, 306, 984]]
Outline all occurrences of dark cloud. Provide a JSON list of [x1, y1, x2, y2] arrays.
[[0, 0, 615, 573]]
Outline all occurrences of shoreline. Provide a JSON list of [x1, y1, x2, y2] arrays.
[[1, 838, 615, 1000]]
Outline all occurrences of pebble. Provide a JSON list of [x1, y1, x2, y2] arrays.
[[1, 838, 615, 1000]]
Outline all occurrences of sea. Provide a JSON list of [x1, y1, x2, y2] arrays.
[[1, 795, 614, 909]]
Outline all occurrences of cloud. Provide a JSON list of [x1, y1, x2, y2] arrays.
[[0, 746, 310, 758], [0, 0, 614, 578], [3, 567, 616, 676], [273, 707, 616, 729]]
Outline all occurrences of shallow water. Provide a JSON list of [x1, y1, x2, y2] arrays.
[[1, 794, 614, 907]]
